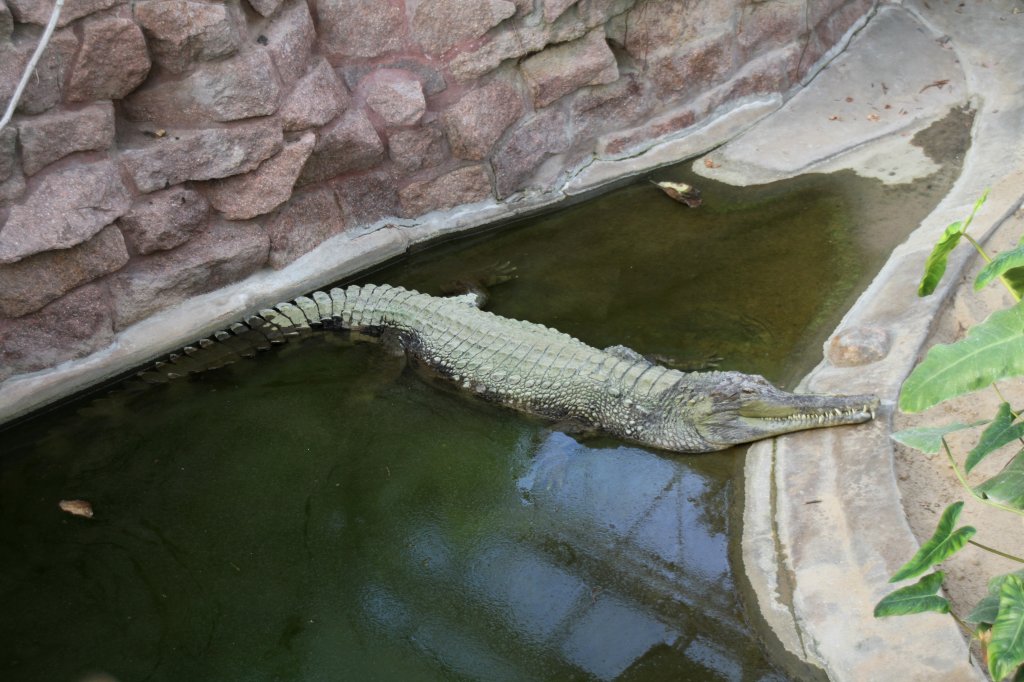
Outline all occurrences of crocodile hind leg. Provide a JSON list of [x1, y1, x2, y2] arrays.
[[439, 261, 517, 308]]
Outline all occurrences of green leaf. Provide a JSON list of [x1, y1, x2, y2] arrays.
[[1004, 267, 1024, 300], [918, 221, 965, 296], [989, 575, 1024, 681], [899, 301, 1024, 413], [891, 421, 989, 454], [976, 449, 1024, 511], [991, 571, 1024, 595], [889, 501, 976, 582], [968, 403, 1024, 473], [969, 594, 1002, 625], [874, 571, 950, 617], [977, 244, 1024, 293]]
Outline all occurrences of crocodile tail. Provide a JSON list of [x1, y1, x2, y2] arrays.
[[135, 284, 413, 383], [135, 296, 325, 382]]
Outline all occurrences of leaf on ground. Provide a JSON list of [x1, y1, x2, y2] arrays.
[[967, 403, 1024, 473], [918, 220, 965, 296], [976, 449, 1024, 511], [874, 571, 950, 617], [976, 244, 1024, 294], [899, 301, 1024, 413], [889, 501, 975, 582], [989, 575, 1024, 681], [891, 421, 988, 454]]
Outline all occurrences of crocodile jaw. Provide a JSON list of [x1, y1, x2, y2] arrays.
[[686, 373, 878, 451]]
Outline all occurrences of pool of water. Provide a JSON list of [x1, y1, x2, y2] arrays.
[[0, 142, 961, 680]]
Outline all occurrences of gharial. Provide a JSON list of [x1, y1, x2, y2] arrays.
[[144, 284, 878, 453]]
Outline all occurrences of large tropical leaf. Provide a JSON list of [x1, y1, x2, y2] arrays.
[[977, 244, 1024, 296], [874, 571, 950, 617], [889, 501, 975, 582], [918, 220, 965, 296], [967, 403, 1024, 473], [976, 449, 1024, 511], [989, 575, 1024, 681], [899, 301, 1024, 413], [891, 420, 988, 455]]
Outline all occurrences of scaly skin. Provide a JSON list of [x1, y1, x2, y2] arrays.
[[149, 284, 878, 453]]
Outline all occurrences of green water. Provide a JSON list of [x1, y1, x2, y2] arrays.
[[1, 164, 952, 681]]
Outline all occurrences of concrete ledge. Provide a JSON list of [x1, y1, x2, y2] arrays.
[[736, 1, 1024, 679]]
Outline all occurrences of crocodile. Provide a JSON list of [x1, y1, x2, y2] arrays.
[[146, 284, 878, 453]]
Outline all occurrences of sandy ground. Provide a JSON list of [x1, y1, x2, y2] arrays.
[[894, 206, 1024, 643]]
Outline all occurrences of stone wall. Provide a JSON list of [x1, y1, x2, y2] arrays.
[[0, 0, 873, 385]]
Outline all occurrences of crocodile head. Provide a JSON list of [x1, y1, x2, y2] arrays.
[[672, 372, 878, 452]]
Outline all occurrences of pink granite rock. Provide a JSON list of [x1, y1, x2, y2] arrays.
[[265, 187, 346, 268], [120, 120, 283, 193], [618, 0, 736, 59], [134, 0, 241, 74], [363, 70, 426, 127], [440, 79, 523, 160], [263, 0, 315, 84], [109, 221, 269, 329], [520, 30, 618, 108], [0, 166, 24, 207], [0, 225, 128, 317], [206, 133, 315, 220], [342, 58, 447, 96], [0, 160, 131, 263], [124, 50, 280, 123], [332, 169, 400, 225], [447, 11, 586, 82], [0, 1, 12, 41], [0, 128, 16, 183], [542, 0, 577, 21], [490, 108, 569, 198], [738, 0, 806, 57], [389, 126, 447, 173], [17, 102, 115, 176], [318, 0, 407, 59], [571, 73, 653, 142], [67, 17, 150, 102], [412, 0, 516, 56], [0, 28, 78, 115], [647, 32, 736, 99], [576, 0, 635, 27], [280, 59, 349, 131], [118, 185, 209, 254], [298, 108, 385, 185], [7, 0, 119, 26], [247, 0, 282, 17], [399, 164, 492, 217], [0, 283, 115, 381]]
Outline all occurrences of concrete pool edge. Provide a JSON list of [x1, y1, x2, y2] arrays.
[[735, 1, 1024, 679]]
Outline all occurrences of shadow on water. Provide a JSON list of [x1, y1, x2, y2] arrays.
[[0, 110, 969, 681]]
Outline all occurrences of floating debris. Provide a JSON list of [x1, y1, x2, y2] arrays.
[[651, 180, 703, 207], [59, 499, 94, 519]]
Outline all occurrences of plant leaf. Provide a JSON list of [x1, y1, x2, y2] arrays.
[[970, 594, 1002, 626], [977, 245, 1024, 293], [874, 571, 950, 617], [918, 220, 965, 296], [976, 449, 1024, 511], [899, 301, 1024, 413], [963, 189, 990, 233], [889, 501, 976, 582], [892, 421, 989, 454], [991, 571, 1024, 596], [968, 403, 1024, 473], [989, 575, 1024, 681], [1003, 267, 1024, 300]]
